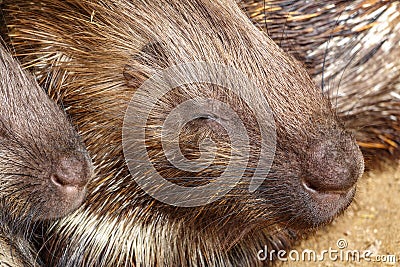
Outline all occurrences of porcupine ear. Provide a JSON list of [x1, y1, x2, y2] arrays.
[[123, 41, 169, 88]]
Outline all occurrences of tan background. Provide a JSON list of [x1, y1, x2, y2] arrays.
[[275, 164, 400, 266]]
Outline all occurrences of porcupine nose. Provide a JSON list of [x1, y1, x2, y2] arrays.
[[50, 153, 91, 191], [301, 134, 364, 194]]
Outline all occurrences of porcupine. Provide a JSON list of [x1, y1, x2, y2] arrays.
[[1, 0, 365, 266], [240, 0, 400, 165], [0, 42, 93, 266]]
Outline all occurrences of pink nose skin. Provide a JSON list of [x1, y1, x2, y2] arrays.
[[50, 154, 91, 191]]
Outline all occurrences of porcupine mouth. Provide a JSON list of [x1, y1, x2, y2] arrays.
[[298, 180, 357, 228], [33, 183, 88, 220]]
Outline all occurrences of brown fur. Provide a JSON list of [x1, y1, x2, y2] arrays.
[[0, 42, 93, 265], [0, 43, 92, 220], [1, 0, 365, 266], [0, 205, 38, 267], [241, 0, 400, 166]]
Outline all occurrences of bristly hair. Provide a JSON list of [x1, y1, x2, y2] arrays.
[[240, 0, 400, 168], [0, 42, 92, 220], [0, 200, 39, 267], [2, 0, 365, 266], [0, 37, 92, 265]]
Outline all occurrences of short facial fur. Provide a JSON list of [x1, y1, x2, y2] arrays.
[[0, 44, 93, 220], [2, 0, 364, 266]]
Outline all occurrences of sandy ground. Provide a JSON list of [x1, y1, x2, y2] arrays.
[[273, 163, 400, 267]]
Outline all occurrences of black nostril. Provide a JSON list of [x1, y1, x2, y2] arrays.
[[301, 174, 353, 194], [51, 173, 69, 187], [50, 154, 91, 189], [302, 180, 318, 193]]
